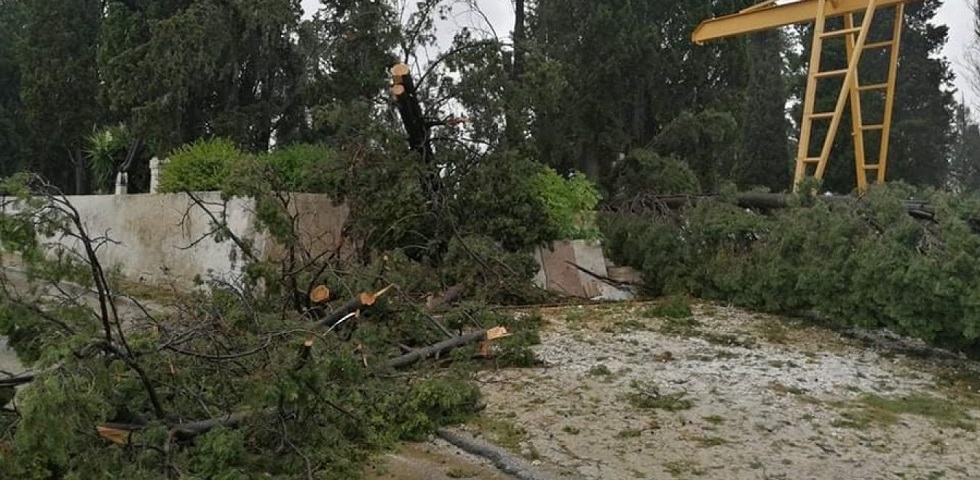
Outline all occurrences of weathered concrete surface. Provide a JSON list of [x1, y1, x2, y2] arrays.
[[2, 192, 349, 287], [533, 240, 633, 300]]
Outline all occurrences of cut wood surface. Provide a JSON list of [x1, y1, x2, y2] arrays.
[[314, 285, 393, 329]]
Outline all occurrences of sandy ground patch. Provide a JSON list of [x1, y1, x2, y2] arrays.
[[462, 301, 980, 480]]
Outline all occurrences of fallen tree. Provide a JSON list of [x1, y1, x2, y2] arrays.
[[621, 192, 980, 232], [600, 183, 980, 355]]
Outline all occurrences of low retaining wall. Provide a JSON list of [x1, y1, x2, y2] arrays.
[[1, 192, 350, 286], [2, 192, 625, 298]]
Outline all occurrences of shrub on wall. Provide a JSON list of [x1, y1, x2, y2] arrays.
[[264, 143, 345, 194], [158, 137, 243, 193], [158, 139, 345, 195]]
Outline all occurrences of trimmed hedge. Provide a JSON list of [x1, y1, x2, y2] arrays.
[[158, 138, 342, 194]]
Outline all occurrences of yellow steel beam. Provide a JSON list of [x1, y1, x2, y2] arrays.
[[692, 0, 924, 44]]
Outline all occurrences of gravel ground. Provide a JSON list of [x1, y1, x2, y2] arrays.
[[462, 301, 980, 480]]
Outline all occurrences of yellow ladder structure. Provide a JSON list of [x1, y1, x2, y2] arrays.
[[692, 0, 923, 193]]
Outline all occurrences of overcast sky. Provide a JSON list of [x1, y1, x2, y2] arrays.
[[300, 0, 978, 109]]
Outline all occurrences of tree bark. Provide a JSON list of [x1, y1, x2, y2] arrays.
[[387, 330, 488, 369], [313, 285, 392, 329]]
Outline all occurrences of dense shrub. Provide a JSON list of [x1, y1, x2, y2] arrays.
[[159, 138, 345, 194], [263, 143, 345, 194], [451, 150, 560, 251], [607, 149, 701, 205], [158, 137, 243, 192], [528, 167, 602, 241], [601, 184, 980, 353]]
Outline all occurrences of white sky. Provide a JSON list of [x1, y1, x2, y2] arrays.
[[300, 0, 978, 109]]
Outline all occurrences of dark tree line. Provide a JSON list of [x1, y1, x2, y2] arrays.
[[0, 0, 974, 196]]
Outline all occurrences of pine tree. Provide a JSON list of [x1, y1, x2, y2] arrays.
[[527, 0, 753, 190], [950, 101, 980, 192], [98, 0, 306, 155], [0, 0, 26, 177], [736, 29, 793, 192], [17, 0, 102, 193]]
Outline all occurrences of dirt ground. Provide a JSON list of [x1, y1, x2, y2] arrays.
[[460, 301, 980, 480], [364, 440, 517, 480]]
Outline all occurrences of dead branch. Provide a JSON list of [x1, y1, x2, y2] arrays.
[[184, 191, 260, 263]]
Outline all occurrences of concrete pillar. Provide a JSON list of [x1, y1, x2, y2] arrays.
[[114, 172, 128, 195], [149, 157, 164, 194]]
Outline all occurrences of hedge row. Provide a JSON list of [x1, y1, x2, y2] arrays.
[[600, 184, 980, 353]]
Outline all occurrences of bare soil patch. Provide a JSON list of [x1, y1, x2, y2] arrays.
[[461, 300, 980, 480]]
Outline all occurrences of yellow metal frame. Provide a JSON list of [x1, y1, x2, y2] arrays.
[[693, 0, 920, 193]]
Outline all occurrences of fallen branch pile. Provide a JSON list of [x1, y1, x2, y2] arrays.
[[0, 174, 536, 479]]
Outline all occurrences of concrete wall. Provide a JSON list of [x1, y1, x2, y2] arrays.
[[2, 192, 349, 287], [532, 240, 635, 300], [3, 191, 630, 299]]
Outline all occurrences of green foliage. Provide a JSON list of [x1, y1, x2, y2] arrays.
[[158, 137, 346, 197], [452, 150, 560, 251], [0, 0, 26, 178], [390, 377, 482, 440], [528, 167, 602, 240], [642, 296, 694, 319], [264, 143, 345, 194], [608, 149, 701, 205], [0, 167, 554, 478], [601, 184, 980, 353], [737, 29, 792, 192], [950, 102, 980, 193], [441, 235, 545, 305], [653, 110, 738, 192], [158, 137, 243, 193], [16, 0, 102, 194]]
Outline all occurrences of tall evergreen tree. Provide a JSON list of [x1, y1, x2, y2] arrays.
[[736, 29, 793, 192], [299, 0, 401, 143], [17, 0, 102, 193], [527, 0, 753, 190], [98, 0, 306, 156], [950, 100, 980, 192], [0, 0, 26, 178]]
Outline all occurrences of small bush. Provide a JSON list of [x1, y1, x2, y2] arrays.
[[528, 167, 602, 240], [159, 137, 243, 192], [264, 143, 345, 194]]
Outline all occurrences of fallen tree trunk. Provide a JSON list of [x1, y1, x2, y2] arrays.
[[426, 284, 462, 312], [0, 371, 37, 388], [387, 328, 507, 369], [636, 193, 980, 232]]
